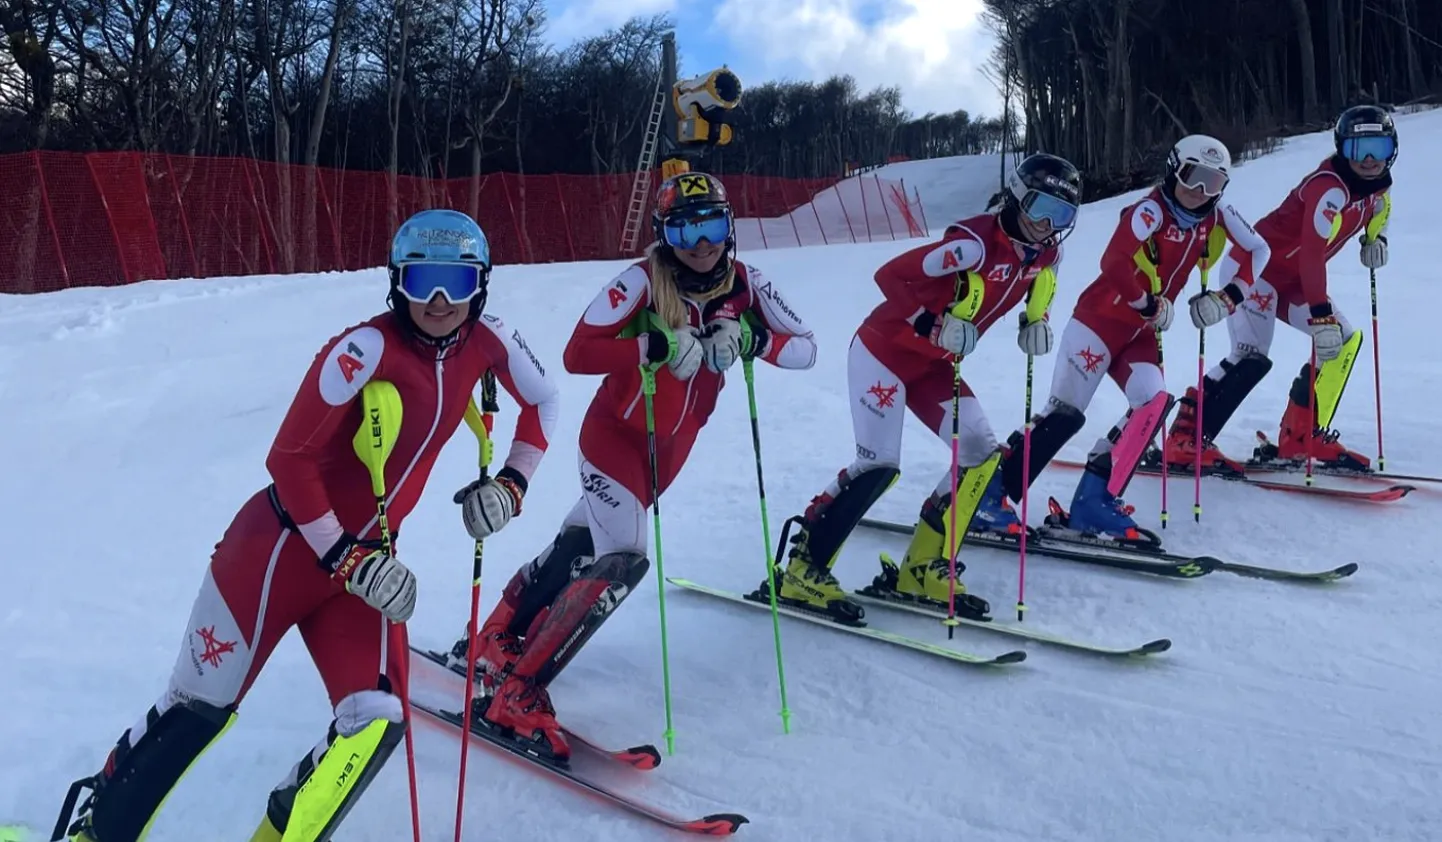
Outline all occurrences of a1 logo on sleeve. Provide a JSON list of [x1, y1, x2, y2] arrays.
[[320, 325, 385, 406], [607, 278, 629, 309]]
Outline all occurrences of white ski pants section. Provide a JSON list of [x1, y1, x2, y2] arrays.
[[562, 455, 647, 559], [1050, 319, 1167, 456], [1214, 272, 1356, 377]]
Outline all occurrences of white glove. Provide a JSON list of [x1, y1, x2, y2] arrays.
[[700, 318, 743, 373], [1307, 315, 1344, 362], [327, 535, 417, 623], [1359, 234, 1387, 269], [667, 325, 704, 380], [1017, 315, 1053, 356], [932, 311, 978, 356], [455, 470, 525, 540], [1188, 289, 1236, 328], [1134, 294, 1173, 331]]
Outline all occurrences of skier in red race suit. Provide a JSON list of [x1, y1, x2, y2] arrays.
[[757, 153, 1081, 625], [1163, 104, 1396, 471], [53, 209, 558, 842], [996, 135, 1271, 543], [447, 171, 817, 763]]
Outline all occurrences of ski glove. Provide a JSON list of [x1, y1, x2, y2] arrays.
[[455, 467, 527, 540], [1307, 314, 1344, 362], [699, 318, 769, 373], [1134, 293, 1174, 331], [1188, 284, 1242, 329], [645, 325, 704, 380], [324, 534, 416, 623], [931, 310, 979, 356], [1359, 234, 1388, 269], [1016, 313, 1053, 356]]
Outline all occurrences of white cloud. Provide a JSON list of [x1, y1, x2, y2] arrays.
[[713, 0, 1002, 118], [545, 0, 677, 46]]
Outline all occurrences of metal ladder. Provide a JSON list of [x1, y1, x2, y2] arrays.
[[619, 68, 667, 255]]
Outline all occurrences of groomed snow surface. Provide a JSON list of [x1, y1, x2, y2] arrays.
[[5, 111, 1441, 841]]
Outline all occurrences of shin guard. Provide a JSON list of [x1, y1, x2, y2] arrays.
[[1312, 330, 1362, 429], [1000, 402, 1085, 502], [263, 716, 404, 842], [939, 451, 1002, 556], [1101, 392, 1174, 497], [803, 466, 900, 569], [1196, 353, 1273, 441], [54, 699, 236, 842], [513, 551, 650, 688]]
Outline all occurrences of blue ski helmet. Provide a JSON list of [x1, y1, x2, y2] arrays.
[[387, 209, 492, 336]]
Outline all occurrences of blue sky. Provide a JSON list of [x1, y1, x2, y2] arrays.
[[541, 0, 1004, 119]]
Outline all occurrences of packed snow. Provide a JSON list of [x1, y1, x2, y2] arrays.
[[4, 110, 1441, 841]]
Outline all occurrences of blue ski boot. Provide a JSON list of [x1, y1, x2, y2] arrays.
[[967, 469, 1023, 537], [1066, 469, 1142, 540]]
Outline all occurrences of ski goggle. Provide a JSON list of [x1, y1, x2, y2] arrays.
[[1019, 190, 1078, 230], [1341, 135, 1395, 163], [1177, 162, 1229, 197], [661, 207, 733, 250], [395, 261, 487, 305]]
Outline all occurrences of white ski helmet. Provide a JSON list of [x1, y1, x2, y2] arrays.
[[1166, 134, 1231, 198]]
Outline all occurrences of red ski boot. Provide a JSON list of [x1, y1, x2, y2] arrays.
[[471, 599, 525, 694], [1163, 387, 1246, 475], [482, 673, 570, 762], [1275, 395, 1370, 470]]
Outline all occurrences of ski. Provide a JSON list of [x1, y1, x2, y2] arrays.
[[411, 701, 749, 836], [853, 555, 1172, 658], [1052, 457, 1416, 502], [856, 518, 1356, 583], [409, 645, 662, 771], [856, 517, 1218, 579], [665, 577, 1027, 666]]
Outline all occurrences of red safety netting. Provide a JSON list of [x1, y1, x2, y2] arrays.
[[1, 151, 928, 294]]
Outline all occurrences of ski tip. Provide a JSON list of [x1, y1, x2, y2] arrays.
[[1384, 484, 1416, 500], [1329, 562, 1361, 579], [622, 744, 663, 770], [994, 650, 1028, 664], [1138, 638, 1173, 655], [683, 813, 750, 835]]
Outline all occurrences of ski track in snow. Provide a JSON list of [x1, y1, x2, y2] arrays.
[[5, 112, 1442, 841]]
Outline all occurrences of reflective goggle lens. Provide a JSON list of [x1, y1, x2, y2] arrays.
[[1177, 162, 1229, 197], [1020, 190, 1078, 230], [397, 262, 485, 304], [1341, 135, 1395, 162], [662, 209, 733, 249]]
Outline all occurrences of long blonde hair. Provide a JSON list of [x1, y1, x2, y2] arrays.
[[645, 245, 735, 329]]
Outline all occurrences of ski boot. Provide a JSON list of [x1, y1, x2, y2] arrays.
[[480, 673, 569, 764], [1269, 385, 1370, 471], [753, 514, 865, 625], [967, 468, 1023, 537], [1162, 386, 1246, 475], [861, 494, 991, 620], [1058, 468, 1156, 546]]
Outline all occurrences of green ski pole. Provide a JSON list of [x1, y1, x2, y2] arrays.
[[641, 362, 678, 755], [739, 318, 792, 734]]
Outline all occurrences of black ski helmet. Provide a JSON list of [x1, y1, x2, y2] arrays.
[[1001, 153, 1083, 247], [651, 171, 735, 295], [1333, 105, 1398, 174]]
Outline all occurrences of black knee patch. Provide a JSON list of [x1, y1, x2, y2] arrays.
[[1002, 402, 1085, 501], [68, 699, 233, 842], [1288, 363, 1314, 407], [510, 525, 595, 636], [1200, 353, 1273, 439], [524, 551, 649, 687], [806, 466, 899, 567]]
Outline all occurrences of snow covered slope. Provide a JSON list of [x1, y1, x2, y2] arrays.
[[5, 110, 1442, 841]]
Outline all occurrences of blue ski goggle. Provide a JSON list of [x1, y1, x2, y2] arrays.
[[1341, 135, 1395, 163], [1019, 190, 1079, 230], [661, 208, 733, 250], [395, 261, 487, 305]]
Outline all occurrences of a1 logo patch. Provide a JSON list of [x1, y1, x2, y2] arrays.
[[320, 325, 385, 406]]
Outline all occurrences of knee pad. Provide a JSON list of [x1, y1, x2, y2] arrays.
[[1002, 401, 1085, 501], [805, 465, 900, 568], [516, 551, 650, 687], [57, 698, 235, 842], [265, 708, 404, 842]]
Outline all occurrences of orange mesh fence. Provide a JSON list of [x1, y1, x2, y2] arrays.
[[3, 153, 929, 294]]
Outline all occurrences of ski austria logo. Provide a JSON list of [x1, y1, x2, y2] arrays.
[[320, 326, 384, 406], [1131, 199, 1163, 241]]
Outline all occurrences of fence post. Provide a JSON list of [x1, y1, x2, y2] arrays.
[[837, 181, 859, 244], [163, 154, 199, 278], [875, 174, 898, 240], [914, 185, 930, 235], [34, 151, 71, 289], [241, 158, 277, 275], [315, 166, 344, 271], [858, 175, 874, 242], [554, 173, 577, 262], [85, 154, 132, 285], [499, 173, 529, 264]]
